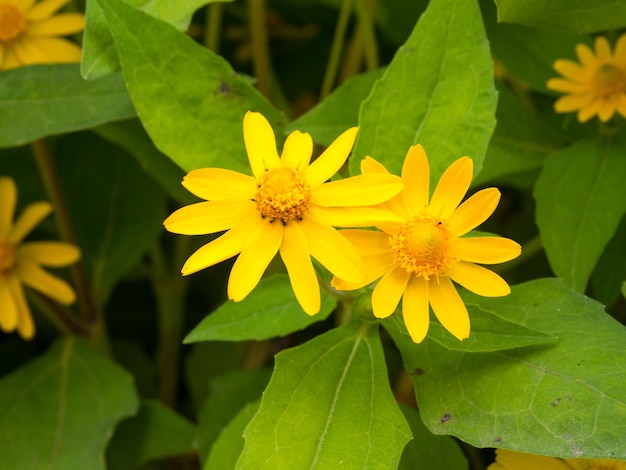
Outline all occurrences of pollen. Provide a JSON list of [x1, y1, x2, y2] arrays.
[[390, 216, 452, 279], [0, 2, 26, 42], [594, 64, 626, 99], [255, 166, 311, 224], [0, 237, 15, 273]]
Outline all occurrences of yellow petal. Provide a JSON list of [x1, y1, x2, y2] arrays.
[[338, 229, 391, 254], [13, 0, 36, 12], [617, 94, 626, 116], [0, 277, 18, 332], [281, 130, 312, 171], [428, 277, 469, 340], [597, 100, 616, 122], [164, 200, 256, 235], [546, 78, 588, 93], [360, 156, 389, 174], [309, 205, 404, 228], [493, 449, 572, 470], [181, 215, 260, 275], [1, 45, 21, 70], [24, 0, 69, 21], [299, 215, 365, 282], [402, 276, 429, 343], [8, 275, 35, 340], [182, 168, 256, 201], [279, 222, 319, 315], [306, 127, 358, 188], [16, 259, 76, 305], [9, 201, 52, 244], [402, 144, 430, 214], [0, 44, 5, 70], [575, 43, 596, 67], [371, 265, 410, 318], [0, 176, 17, 237], [14, 37, 82, 65], [25, 14, 85, 37], [614, 34, 626, 63], [554, 59, 590, 81], [576, 98, 602, 122], [313, 173, 403, 207], [227, 219, 283, 301], [594, 36, 612, 62], [554, 93, 593, 112], [429, 157, 473, 219], [243, 111, 280, 178], [448, 261, 511, 297], [448, 187, 500, 237], [331, 249, 394, 291], [449, 236, 520, 264], [17, 241, 80, 267]]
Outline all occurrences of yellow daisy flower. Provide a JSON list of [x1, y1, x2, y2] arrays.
[[164, 111, 404, 315], [0, 176, 80, 340], [331, 145, 521, 343], [0, 0, 85, 70], [547, 34, 626, 123], [490, 449, 626, 470]]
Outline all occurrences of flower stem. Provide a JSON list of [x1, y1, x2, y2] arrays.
[[249, 0, 271, 98], [354, 0, 378, 71], [203, 2, 224, 53], [320, 0, 353, 100], [28, 290, 93, 337]]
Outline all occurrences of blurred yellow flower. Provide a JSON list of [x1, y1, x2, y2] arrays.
[[164, 111, 403, 315], [490, 448, 626, 470], [0, 177, 80, 340], [0, 0, 85, 70], [332, 145, 520, 343], [547, 35, 626, 123]]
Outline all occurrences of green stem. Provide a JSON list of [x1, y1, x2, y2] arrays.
[[249, 0, 271, 98], [28, 291, 92, 336], [354, 0, 378, 71], [320, 0, 353, 99], [203, 2, 224, 53]]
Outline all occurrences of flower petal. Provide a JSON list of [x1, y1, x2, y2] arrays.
[[243, 111, 280, 178], [227, 219, 283, 302], [299, 215, 365, 282], [614, 34, 626, 64], [554, 59, 590, 81], [402, 276, 429, 343], [8, 275, 35, 340], [181, 215, 260, 275], [0, 276, 18, 332], [14, 37, 82, 65], [0, 177, 17, 237], [281, 130, 312, 171], [575, 43, 596, 67], [331, 250, 394, 291], [449, 236, 521, 264], [577, 98, 602, 122], [371, 265, 410, 318], [17, 241, 80, 267], [594, 36, 612, 62], [25, 14, 85, 37], [16, 259, 76, 305], [597, 100, 616, 122], [24, 0, 69, 21], [428, 277, 469, 340], [338, 229, 391, 254], [313, 173, 402, 207], [309, 205, 403, 228], [1, 45, 21, 70], [279, 221, 319, 315], [164, 200, 256, 235], [429, 157, 473, 219], [402, 144, 430, 214], [448, 187, 500, 237], [306, 127, 358, 188], [493, 449, 573, 470], [9, 201, 52, 244], [448, 261, 511, 297], [360, 156, 389, 174], [546, 78, 588, 93], [554, 93, 594, 112], [182, 168, 257, 201]]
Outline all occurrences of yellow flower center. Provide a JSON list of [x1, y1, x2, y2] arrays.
[[255, 166, 311, 224], [0, 237, 16, 274], [390, 216, 452, 279], [0, 2, 26, 42], [594, 64, 626, 99]]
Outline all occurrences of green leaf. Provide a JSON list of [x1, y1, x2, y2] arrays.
[[389, 278, 626, 459], [352, 0, 497, 181], [237, 321, 411, 469], [289, 69, 385, 147], [0, 64, 134, 147], [57, 132, 166, 304], [591, 215, 626, 308], [534, 137, 626, 292], [0, 338, 138, 469], [494, 0, 626, 34], [399, 405, 467, 470], [97, 0, 286, 174], [184, 274, 337, 343]]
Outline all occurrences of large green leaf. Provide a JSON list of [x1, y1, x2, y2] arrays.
[[0, 64, 134, 148], [0, 338, 138, 469], [352, 0, 497, 181], [495, 0, 626, 34], [388, 278, 626, 459], [97, 0, 286, 174], [237, 321, 411, 469], [534, 137, 626, 292], [184, 274, 337, 343]]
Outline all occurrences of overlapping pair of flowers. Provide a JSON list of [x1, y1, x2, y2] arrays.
[[164, 112, 521, 343]]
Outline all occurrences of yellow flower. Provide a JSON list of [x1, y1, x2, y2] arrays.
[[0, 0, 85, 70], [331, 145, 521, 343], [490, 449, 626, 470], [547, 34, 626, 123], [0, 177, 80, 340], [164, 111, 403, 315]]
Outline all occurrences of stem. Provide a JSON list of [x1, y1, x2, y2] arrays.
[[249, 0, 271, 97], [339, 27, 364, 83], [203, 2, 224, 53], [354, 0, 378, 71], [31, 139, 99, 327], [320, 0, 353, 99], [28, 290, 92, 336]]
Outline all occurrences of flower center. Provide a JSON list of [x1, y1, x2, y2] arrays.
[[594, 64, 626, 99], [0, 237, 16, 273], [390, 216, 452, 279], [0, 2, 26, 42], [255, 166, 311, 224]]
